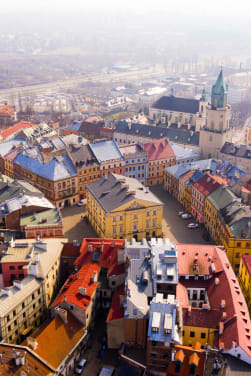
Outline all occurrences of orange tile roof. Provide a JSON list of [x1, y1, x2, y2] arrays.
[[175, 349, 185, 362], [143, 138, 176, 161], [32, 312, 86, 370], [189, 352, 200, 366], [0, 121, 35, 140], [180, 170, 195, 182], [52, 259, 100, 310], [209, 173, 228, 186], [107, 285, 125, 322]]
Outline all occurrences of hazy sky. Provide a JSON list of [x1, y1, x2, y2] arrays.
[[2, 0, 251, 17]]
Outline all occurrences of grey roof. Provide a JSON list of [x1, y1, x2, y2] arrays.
[[89, 139, 123, 162], [152, 96, 200, 114], [230, 216, 251, 239], [86, 173, 163, 212], [115, 121, 200, 146], [125, 238, 153, 318], [70, 144, 98, 168], [2, 194, 54, 214], [170, 143, 199, 161], [221, 142, 251, 159], [165, 159, 219, 178]]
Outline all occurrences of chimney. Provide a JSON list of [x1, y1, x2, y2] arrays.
[[221, 299, 225, 309], [55, 306, 68, 323], [222, 312, 227, 321], [13, 280, 23, 290], [215, 278, 219, 286], [36, 234, 40, 242], [202, 304, 209, 310], [90, 271, 98, 283], [35, 252, 39, 263], [88, 244, 93, 252], [64, 295, 67, 302], [188, 306, 191, 316], [79, 287, 86, 296], [26, 337, 38, 350], [219, 321, 224, 335]]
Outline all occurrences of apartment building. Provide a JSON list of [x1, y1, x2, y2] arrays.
[[120, 143, 147, 185]]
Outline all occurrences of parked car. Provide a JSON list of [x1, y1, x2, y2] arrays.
[[178, 211, 185, 216], [187, 223, 199, 229], [181, 213, 192, 219], [75, 358, 87, 374], [77, 199, 86, 206]]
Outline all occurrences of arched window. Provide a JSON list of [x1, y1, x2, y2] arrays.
[[210, 121, 215, 131], [219, 121, 223, 131]]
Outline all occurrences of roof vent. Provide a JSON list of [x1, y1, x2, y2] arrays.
[[221, 299, 225, 309], [215, 278, 219, 286], [88, 244, 93, 252], [222, 312, 227, 321], [79, 287, 86, 296]]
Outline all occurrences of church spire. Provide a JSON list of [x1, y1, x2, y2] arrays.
[[211, 69, 228, 109], [200, 87, 207, 102]]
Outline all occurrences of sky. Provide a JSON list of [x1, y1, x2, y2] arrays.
[[2, 0, 251, 17]]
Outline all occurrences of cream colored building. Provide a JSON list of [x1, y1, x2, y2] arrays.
[[0, 238, 66, 343]]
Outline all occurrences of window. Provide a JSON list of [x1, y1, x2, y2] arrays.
[[201, 332, 206, 339], [7, 315, 10, 322], [32, 294, 35, 300], [190, 331, 195, 338], [147, 211, 150, 217], [18, 265, 23, 270], [113, 216, 116, 222], [22, 303, 25, 309], [9, 266, 15, 270], [13, 310, 16, 316], [111, 281, 116, 286], [153, 210, 156, 216], [236, 253, 240, 259], [133, 222, 137, 231], [8, 325, 11, 332], [119, 216, 123, 221], [120, 225, 123, 232], [246, 243, 250, 249], [146, 220, 150, 228], [113, 226, 116, 234], [133, 214, 137, 220], [237, 242, 241, 248], [152, 219, 156, 227], [14, 320, 17, 326], [23, 312, 26, 318]]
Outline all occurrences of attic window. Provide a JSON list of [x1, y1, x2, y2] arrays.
[[232, 279, 236, 283], [182, 252, 186, 255], [245, 328, 250, 333], [235, 291, 240, 295], [240, 310, 246, 316], [243, 318, 248, 324], [246, 335, 251, 341], [239, 301, 243, 306]]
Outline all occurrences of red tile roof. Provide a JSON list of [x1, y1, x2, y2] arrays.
[[143, 138, 175, 161], [53, 239, 125, 311], [176, 243, 251, 357], [107, 285, 125, 322], [0, 105, 14, 116], [52, 256, 100, 310], [241, 255, 251, 277], [0, 121, 35, 140], [192, 173, 221, 197]]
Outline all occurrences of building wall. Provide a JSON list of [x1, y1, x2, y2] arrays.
[[190, 187, 205, 224], [0, 284, 45, 344], [1, 262, 29, 287], [86, 190, 163, 241], [5, 205, 51, 231], [99, 160, 125, 177], [147, 158, 176, 186], [149, 108, 197, 127], [78, 165, 100, 199], [219, 152, 251, 173], [183, 325, 215, 348], [107, 318, 125, 349], [238, 258, 251, 313], [124, 318, 147, 347], [24, 223, 64, 239]]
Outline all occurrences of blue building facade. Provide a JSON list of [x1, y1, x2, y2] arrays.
[[120, 144, 148, 185]]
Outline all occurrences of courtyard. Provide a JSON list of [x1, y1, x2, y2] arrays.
[[61, 186, 213, 245]]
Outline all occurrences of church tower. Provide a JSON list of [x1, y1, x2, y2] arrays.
[[199, 69, 232, 158]]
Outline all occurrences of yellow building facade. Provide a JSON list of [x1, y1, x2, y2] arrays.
[[238, 255, 251, 313], [183, 325, 215, 348], [86, 174, 163, 241]]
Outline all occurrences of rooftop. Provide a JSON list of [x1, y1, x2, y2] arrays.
[[89, 139, 123, 162], [0, 122, 35, 141], [170, 143, 199, 161], [207, 185, 238, 212], [14, 152, 77, 181], [0, 343, 54, 375], [86, 173, 162, 212], [143, 138, 176, 161], [221, 142, 251, 160], [176, 243, 251, 358], [115, 121, 200, 146], [152, 96, 200, 114], [20, 208, 62, 228], [192, 173, 221, 197], [31, 312, 86, 370]]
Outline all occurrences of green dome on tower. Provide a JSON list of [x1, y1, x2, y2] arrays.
[[211, 69, 228, 109]]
